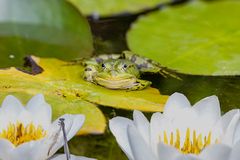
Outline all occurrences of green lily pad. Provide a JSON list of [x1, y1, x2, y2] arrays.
[[127, 1, 240, 75], [0, 0, 93, 68], [68, 0, 170, 17]]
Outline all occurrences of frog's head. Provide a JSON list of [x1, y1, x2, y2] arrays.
[[93, 59, 140, 89]]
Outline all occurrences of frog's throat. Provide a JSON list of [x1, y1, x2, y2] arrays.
[[93, 76, 137, 89]]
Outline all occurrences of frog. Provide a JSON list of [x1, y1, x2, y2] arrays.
[[81, 51, 179, 90]]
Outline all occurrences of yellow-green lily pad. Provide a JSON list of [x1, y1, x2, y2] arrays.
[[0, 0, 93, 68], [0, 56, 168, 114], [68, 0, 171, 17], [127, 1, 240, 75]]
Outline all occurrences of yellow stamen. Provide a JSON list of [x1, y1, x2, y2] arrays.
[[0, 122, 46, 146], [164, 131, 168, 144], [170, 132, 174, 145], [174, 129, 180, 149], [159, 128, 217, 155]]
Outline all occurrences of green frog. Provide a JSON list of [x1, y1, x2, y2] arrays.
[[82, 51, 179, 90]]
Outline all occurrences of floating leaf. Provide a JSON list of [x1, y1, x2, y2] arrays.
[[0, 0, 93, 68], [68, 0, 170, 17], [0, 56, 168, 115], [127, 1, 240, 75]]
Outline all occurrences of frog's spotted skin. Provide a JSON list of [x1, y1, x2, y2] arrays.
[[122, 51, 177, 78], [82, 51, 178, 90]]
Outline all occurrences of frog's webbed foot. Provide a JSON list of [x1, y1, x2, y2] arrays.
[[158, 67, 181, 80], [127, 79, 152, 91], [140, 66, 181, 80]]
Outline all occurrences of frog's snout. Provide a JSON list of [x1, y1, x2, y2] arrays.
[[110, 70, 118, 76]]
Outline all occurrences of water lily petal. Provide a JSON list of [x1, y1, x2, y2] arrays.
[[221, 110, 239, 130], [170, 108, 198, 133], [211, 110, 239, 142], [220, 109, 240, 144], [1, 95, 24, 111], [13, 142, 42, 160], [192, 96, 221, 136], [199, 144, 231, 160], [157, 142, 180, 160], [150, 112, 162, 152], [51, 154, 96, 160], [233, 121, 240, 144], [193, 95, 221, 125], [0, 95, 24, 125], [65, 114, 85, 140], [0, 139, 14, 160], [17, 109, 33, 126], [229, 141, 240, 160], [127, 125, 157, 160], [150, 112, 168, 155], [222, 112, 240, 146], [133, 110, 150, 145], [193, 95, 220, 117], [26, 94, 52, 129], [175, 154, 201, 160], [109, 117, 134, 160], [0, 140, 48, 160], [164, 92, 191, 119]]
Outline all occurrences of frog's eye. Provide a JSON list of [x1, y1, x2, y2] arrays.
[[102, 63, 106, 68], [123, 64, 128, 69]]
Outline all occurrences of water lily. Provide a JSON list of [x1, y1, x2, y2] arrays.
[[0, 94, 85, 160], [109, 92, 240, 160]]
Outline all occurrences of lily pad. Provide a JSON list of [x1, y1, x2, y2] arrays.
[[0, 0, 93, 68], [0, 56, 168, 114], [127, 1, 240, 75], [68, 0, 170, 17]]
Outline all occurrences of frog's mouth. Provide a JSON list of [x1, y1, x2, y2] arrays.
[[94, 74, 137, 89]]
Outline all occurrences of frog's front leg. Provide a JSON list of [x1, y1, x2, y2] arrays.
[[82, 64, 98, 82], [128, 79, 152, 91]]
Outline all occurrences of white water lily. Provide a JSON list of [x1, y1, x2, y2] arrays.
[[110, 92, 240, 160], [0, 94, 86, 160]]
